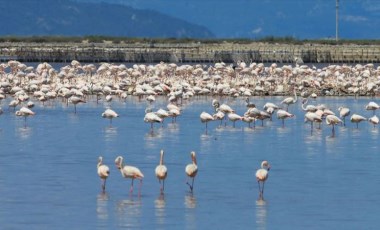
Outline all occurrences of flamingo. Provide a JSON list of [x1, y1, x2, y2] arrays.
[[276, 109, 294, 128], [115, 156, 144, 195], [144, 112, 162, 133], [69, 96, 86, 114], [97, 156, 110, 192], [155, 150, 168, 193], [185, 151, 198, 193], [350, 114, 367, 129], [256, 160, 270, 200], [245, 97, 256, 108], [338, 107, 350, 126], [156, 108, 170, 126], [101, 108, 119, 126], [326, 115, 343, 137], [200, 111, 214, 134], [213, 110, 225, 126], [15, 107, 35, 127], [368, 115, 379, 128], [365, 101, 379, 115], [304, 112, 322, 134], [281, 88, 297, 111], [301, 98, 318, 112], [228, 111, 243, 128]]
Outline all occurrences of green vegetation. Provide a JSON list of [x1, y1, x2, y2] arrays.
[[0, 35, 380, 46]]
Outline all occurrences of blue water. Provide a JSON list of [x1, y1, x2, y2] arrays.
[[0, 95, 380, 229]]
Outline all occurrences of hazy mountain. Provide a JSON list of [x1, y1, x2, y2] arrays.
[[77, 0, 380, 40], [0, 0, 214, 38]]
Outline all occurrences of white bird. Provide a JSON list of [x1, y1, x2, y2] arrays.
[[276, 109, 294, 127], [156, 108, 170, 126], [69, 96, 86, 114], [144, 112, 162, 133], [115, 156, 144, 195], [213, 110, 225, 126], [15, 107, 35, 127], [200, 111, 214, 134], [102, 108, 119, 126], [97, 156, 110, 192], [228, 111, 242, 128], [368, 115, 379, 128], [326, 115, 343, 137], [155, 150, 168, 193], [185, 151, 198, 193], [365, 101, 380, 115], [281, 89, 298, 111], [304, 112, 322, 134], [350, 114, 367, 129], [301, 98, 318, 112], [338, 107, 350, 126], [256, 160, 270, 200]]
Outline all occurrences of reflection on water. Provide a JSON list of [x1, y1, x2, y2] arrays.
[[96, 192, 109, 221], [116, 197, 142, 228], [16, 127, 32, 139], [104, 126, 118, 141], [155, 194, 166, 226], [185, 194, 197, 230], [255, 199, 267, 230], [166, 123, 179, 134], [144, 129, 164, 148]]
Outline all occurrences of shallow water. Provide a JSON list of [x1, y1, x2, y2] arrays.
[[0, 95, 380, 229]]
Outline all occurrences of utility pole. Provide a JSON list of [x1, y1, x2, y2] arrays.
[[336, 0, 339, 42]]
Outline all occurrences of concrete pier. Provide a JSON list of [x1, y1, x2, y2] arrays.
[[1, 42, 380, 63]]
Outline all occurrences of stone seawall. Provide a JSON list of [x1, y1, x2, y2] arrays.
[[1, 42, 380, 63]]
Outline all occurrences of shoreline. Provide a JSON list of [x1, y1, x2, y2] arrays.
[[1, 42, 380, 64]]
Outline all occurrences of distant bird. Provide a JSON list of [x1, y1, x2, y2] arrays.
[[228, 111, 243, 128], [115, 156, 144, 195], [155, 150, 168, 193], [276, 109, 294, 127], [245, 97, 256, 108], [304, 112, 322, 134], [211, 99, 220, 112], [27, 101, 35, 108], [350, 114, 367, 129], [69, 96, 86, 114], [200, 111, 214, 134], [185, 151, 198, 193], [338, 107, 350, 126], [15, 106, 35, 127], [281, 89, 298, 111], [301, 98, 317, 112], [326, 115, 342, 137], [369, 115, 379, 128], [156, 108, 170, 126], [146, 95, 156, 104], [9, 98, 20, 111], [365, 101, 380, 115], [213, 110, 225, 126], [97, 156, 110, 192], [256, 160, 270, 200], [144, 112, 162, 133], [105, 95, 113, 102], [102, 108, 119, 126]]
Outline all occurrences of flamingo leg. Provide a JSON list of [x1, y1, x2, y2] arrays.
[[130, 179, 134, 193], [257, 181, 262, 199]]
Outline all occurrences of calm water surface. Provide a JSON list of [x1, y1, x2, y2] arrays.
[[0, 95, 380, 229]]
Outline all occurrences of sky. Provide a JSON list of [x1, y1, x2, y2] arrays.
[[78, 0, 380, 39]]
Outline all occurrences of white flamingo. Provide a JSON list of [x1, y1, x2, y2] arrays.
[[102, 108, 119, 126], [115, 156, 144, 195], [69, 96, 86, 114], [350, 114, 367, 129], [368, 115, 379, 128], [281, 89, 297, 111], [15, 107, 35, 127], [185, 151, 198, 193], [200, 111, 214, 134], [155, 150, 168, 193], [338, 107, 350, 126], [97, 156, 110, 192], [365, 101, 379, 115], [144, 112, 162, 133], [326, 115, 343, 137], [256, 160, 270, 200], [276, 109, 294, 128], [228, 111, 242, 128], [304, 112, 322, 134]]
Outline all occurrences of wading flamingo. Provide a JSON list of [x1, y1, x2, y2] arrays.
[[326, 115, 342, 137], [115, 156, 144, 195], [15, 106, 35, 127], [256, 160, 270, 200], [185, 151, 198, 193], [350, 114, 367, 129], [200, 111, 214, 134], [102, 108, 119, 126], [338, 107, 350, 126], [276, 109, 294, 128], [97, 156, 110, 192], [155, 150, 168, 193]]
